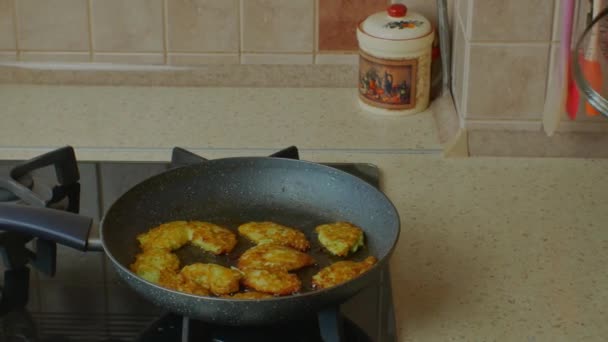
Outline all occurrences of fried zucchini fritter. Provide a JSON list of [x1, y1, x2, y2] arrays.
[[224, 291, 274, 300], [136, 221, 190, 252], [315, 222, 364, 257], [312, 256, 377, 289], [136, 220, 237, 255], [130, 244, 198, 293], [188, 221, 238, 255], [238, 221, 310, 251], [130, 249, 180, 284], [242, 269, 301, 296], [173, 275, 212, 296], [180, 263, 242, 295], [237, 244, 314, 272], [154, 272, 211, 296]]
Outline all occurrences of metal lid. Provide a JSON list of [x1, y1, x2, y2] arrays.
[[359, 4, 432, 41]]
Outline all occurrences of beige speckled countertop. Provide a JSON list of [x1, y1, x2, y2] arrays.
[[0, 85, 441, 160], [1, 85, 607, 341], [306, 151, 608, 342]]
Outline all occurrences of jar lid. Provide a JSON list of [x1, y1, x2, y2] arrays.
[[359, 4, 432, 41]]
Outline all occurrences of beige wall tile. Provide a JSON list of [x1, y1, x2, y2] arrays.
[[17, 0, 89, 51], [168, 53, 239, 65], [0, 0, 16, 50], [21, 52, 90, 62], [93, 53, 164, 65], [470, 0, 553, 42], [241, 53, 313, 64], [466, 43, 550, 120], [0, 51, 17, 61], [451, 19, 466, 117], [314, 53, 358, 65], [91, 0, 163, 52], [241, 0, 313, 53], [167, 0, 239, 53], [319, 0, 386, 52]]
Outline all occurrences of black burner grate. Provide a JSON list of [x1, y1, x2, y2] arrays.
[[137, 313, 373, 342]]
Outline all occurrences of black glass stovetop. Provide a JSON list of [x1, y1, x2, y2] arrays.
[[0, 147, 397, 342]]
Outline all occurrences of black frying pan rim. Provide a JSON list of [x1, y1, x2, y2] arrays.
[[100, 156, 401, 303]]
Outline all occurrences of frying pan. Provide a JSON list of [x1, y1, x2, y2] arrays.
[[0, 157, 400, 326]]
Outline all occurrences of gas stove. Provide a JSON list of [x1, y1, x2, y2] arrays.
[[0, 147, 396, 342]]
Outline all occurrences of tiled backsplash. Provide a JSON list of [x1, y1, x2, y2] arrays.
[[0, 0, 450, 65], [452, 0, 606, 131], [448, 0, 608, 158], [318, 0, 386, 52], [452, 0, 556, 128]]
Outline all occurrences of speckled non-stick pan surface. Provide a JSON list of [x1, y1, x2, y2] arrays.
[[101, 157, 400, 326]]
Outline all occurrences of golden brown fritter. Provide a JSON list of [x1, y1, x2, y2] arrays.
[[224, 291, 274, 300], [133, 220, 240, 296], [130, 249, 180, 284], [238, 221, 310, 251], [174, 276, 212, 296], [312, 256, 377, 289], [180, 263, 242, 296], [188, 221, 238, 255], [136, 221, 190, 252], [136, 220, 237, 255], [237, 244, 314, 272], [155, 273, 211, 296], [156, 271, 182, 288], [315, 222, 365, 257], [242, 269, 301, 296]]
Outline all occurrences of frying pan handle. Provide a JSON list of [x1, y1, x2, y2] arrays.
[[0, 203, 93, 251]]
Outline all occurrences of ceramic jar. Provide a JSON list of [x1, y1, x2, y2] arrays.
[[357, 4, 434, 115]]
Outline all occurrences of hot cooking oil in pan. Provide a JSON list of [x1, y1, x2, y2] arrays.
[[172, 210, 371, 293]]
